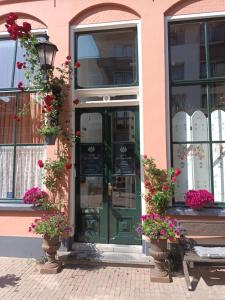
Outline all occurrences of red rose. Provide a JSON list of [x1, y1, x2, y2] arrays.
[[66, 55, 71, 60], [73, 98, 79, 105], [65, 163, 72, 170], [17, 81, 23, 91], [75, 130, 80, 137], [12, 114, 21, 122], [38, 160, 44, 168], [44, 95, 54, 106], [65, 61, 69, 65], [144, 154, 147, 159], [6, 13, 18, 25], [174, 168, 181, 176], [16, 62, 23, 69], [74, 61, 80, 68], [162, 184, 168, 191], [22, 22, 31, 34], [144, 180, 150, 188], [67, 155, 72, 160], [171, 176, 177, 182]]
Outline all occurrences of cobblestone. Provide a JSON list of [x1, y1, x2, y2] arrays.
[[0, 258, 224, 300]]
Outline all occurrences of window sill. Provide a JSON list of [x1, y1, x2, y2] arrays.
[[0, 203, 39, 212], [166, 207, 225, 217]]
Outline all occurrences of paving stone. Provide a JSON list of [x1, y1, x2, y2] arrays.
[[0, 258, 224, 299]]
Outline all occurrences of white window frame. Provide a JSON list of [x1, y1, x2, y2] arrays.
[[69, 19, 146, 236], [70, 20, 142, 107]]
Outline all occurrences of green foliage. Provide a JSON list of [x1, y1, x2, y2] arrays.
[[38, 125, 61, 136], [143, 156, 181, 214], [42, 156, 67, 191]]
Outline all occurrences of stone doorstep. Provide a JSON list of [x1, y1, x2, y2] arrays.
[[57, 250, 154, 268], [71, 242, 143, 254]]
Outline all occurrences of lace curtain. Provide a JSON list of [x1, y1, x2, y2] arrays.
[[0, 146, 44, 199], [0, 146, 14, 198]]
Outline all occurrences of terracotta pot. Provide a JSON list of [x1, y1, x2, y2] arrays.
[[149, 238, 171, 282], [40, 235, 62, 274]]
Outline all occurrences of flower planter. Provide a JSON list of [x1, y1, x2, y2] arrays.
[[149, 238, 171, 283], [40, 235, 62, 274], [44, 134, 57, 145]]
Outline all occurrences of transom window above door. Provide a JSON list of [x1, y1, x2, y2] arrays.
[[75, 27, 138, 88]]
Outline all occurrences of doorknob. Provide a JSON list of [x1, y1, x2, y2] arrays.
[[108, 182, 112, 196]]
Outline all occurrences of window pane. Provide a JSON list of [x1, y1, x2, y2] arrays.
[[208, 20, 225, 77], [213, 143, 225, 202], [16, 93, 43, 144], [112, 111, 135, 142], [0, 93, 16, 144], [112, 175, 135, 208], [76, 28, 138, 88], [15, 146, 44, 199], [211, 83, 225, 141], [173, 144, 211, 202], [0, 40, 16, 88], [169, 22, 206, 80], [80, 176, 103, 208], [172, 85, 208, 142], [13, 41, 28, 88], [80, 113, 102, 143], [0, 146, 14, 198]]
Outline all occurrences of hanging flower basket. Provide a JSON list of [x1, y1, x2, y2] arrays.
[[44, 133, 57, 145]]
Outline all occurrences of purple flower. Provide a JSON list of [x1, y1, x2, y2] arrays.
[[160, 229, 166, 236]]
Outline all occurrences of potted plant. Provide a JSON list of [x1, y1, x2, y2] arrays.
[[137, 213, 180, 282], [143, 156, 181, 214], [185, 189, 214, 210], [38, 125, 61, 145], [23, 187, 57, 211], [29, 212, 72, 274]]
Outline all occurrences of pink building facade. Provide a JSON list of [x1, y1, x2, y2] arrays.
[[0, 0, 225, 257]]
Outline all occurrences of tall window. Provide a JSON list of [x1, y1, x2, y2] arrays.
[[75, 27, 138, 88], [0, 39, 44, 200], [169, 19, 225, 204]]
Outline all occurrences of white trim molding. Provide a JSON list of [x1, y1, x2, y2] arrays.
[[166, 11, 225, 22], [76, 86, 139, 98]]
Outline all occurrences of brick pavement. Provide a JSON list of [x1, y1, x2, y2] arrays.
[[0, 258, 225, 300]]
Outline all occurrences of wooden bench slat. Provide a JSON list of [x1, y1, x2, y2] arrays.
[[178, 220, 225, 290]]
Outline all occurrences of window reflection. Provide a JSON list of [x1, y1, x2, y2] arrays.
[[208, 20, 225, 77], [76, 28, 138, 88], [169, 22, 206, 80], [80, 113, 102, 143], [112, 176, 135, 208], [112, 111, 135, 142], [80, 177, 103, 208], [0, 40, 16, 88]]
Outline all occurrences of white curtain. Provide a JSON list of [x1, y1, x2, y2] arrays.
[[15, 146, 44, 199], [0, 146, 14, 198]]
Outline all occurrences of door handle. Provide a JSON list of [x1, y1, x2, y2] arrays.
[[108, 182, 112, 196]]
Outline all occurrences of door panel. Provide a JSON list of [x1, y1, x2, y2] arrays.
[[75, 108, 141, 245]]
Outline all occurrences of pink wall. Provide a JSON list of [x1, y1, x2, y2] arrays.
[[0, 212, 43, 237], [0, 0, 224, 235]]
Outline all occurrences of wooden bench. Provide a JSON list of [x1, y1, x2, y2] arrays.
[[178, 220, 225, 290]]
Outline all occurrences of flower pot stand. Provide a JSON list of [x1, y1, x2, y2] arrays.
[[149, 239, 172, 283], [40, 235, 62, 274]]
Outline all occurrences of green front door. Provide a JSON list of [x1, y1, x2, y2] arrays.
[[75, 107, 141, 245]]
